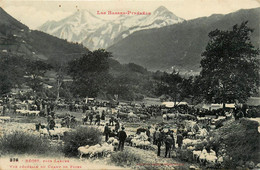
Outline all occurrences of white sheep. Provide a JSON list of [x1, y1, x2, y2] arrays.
[[205, 154, 217, 164], [217, 156, 224, 164], [182, 139, 201, 147], [78, 145, 90, 159], [39, 128, 49, 137], [192, 150, 202, 161], [199, 148, 208, 163]]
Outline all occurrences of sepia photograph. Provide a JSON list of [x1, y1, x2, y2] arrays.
[[0, 0, 259, 169]]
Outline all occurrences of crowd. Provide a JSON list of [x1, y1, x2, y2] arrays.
[[0, 94, 259, 159]]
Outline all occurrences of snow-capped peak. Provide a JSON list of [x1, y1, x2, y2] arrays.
[[38, 6, 184, 50]]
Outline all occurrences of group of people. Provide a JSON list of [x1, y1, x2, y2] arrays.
[[153, 127, 183, 158], [104, 123, 127, 151]]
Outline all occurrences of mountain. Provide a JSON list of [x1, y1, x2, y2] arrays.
[[39, 6, 184, 50], [0, 7, 88, 64], [108, 7, 260, 72]]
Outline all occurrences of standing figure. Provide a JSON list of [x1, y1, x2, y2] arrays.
[[177, 133, 183, 149], [115, 120, 120, 132], [157, 128, 164, 156], [118, 127, 127, 151], [101, 110, 105, 120], [89, 112, 93, 125], [104, 123, 110, 142], [95, 113, 100, 125], [109, 116, 114, 126], [165, 134, 174, 158]]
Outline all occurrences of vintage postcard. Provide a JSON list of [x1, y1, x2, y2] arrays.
[[0, 0, 259, 169]]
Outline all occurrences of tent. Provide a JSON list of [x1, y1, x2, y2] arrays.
[[202, 103, 236, 110], [162, 101, 188, 108]]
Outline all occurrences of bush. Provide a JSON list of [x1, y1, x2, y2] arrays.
[[63, 126, 102, 157], [209, 118, 260, 168], [0, 130, 56, 155], [110, 149, 142, 167], [176, 149, 193, 162]]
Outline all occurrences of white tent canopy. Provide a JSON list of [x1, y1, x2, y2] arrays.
[[162, 101, 188, 108], [202, 103, 235, 110]]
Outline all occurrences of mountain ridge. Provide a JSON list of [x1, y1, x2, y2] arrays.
[[107, 7, 260, 72], [38, 6, 184, 50]]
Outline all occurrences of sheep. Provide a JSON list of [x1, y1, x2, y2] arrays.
[[199, 148, 208, 164], [112, 138, 119, 150], [217, 156, 224, 164], [128, 112, 139, 121], [107, 137, 116, 144], [205, 154, 217, 164], [182, 139, 201, 147], [192, 150, 202, 161], [48, 127, 71, 140], [78, 143, 114, 159], [163, 114, 167, 121], [0, 116, 11, 122], [39, 128, 49, 137], [187, 146, 195, 150], [78, 145, 90, 159]]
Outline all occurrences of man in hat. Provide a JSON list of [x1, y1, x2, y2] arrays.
[[118, 127, 127, 151]]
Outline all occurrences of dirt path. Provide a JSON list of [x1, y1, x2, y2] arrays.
[[125, 146, 195, 169]]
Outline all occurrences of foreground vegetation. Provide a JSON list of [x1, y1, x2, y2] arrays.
[[0, 130, 61, 156]]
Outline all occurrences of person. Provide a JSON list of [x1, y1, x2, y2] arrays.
[[49, 118, 55, 130], [118, 127, 127, 151], [177, 132, 183, 149], [153, 127, 159, 145], [157, 128, 164, 156], [104, 123, 110, 142], [50, 111, 55, 119], [165, 134, 174, 158], [89, 112, 93, 125], [95, 113, 100, 125], [83, 113, 88, 125], [101, 110, 105, 120], [115, 120, 120, 132], [82, 104, 86, 113], [109, 116, 114, 126], [146, 126, 151, 141]]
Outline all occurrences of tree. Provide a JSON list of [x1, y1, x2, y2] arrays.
[[156, 71, 184, 105], [0, 54, 27, 96], [52, 63, 66, 101], [67, 49, 111, 98], [25, 60, 52, 93], [199, 21, 259, 106]]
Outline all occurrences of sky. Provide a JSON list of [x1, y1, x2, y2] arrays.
[[0, 0, 259, 29]]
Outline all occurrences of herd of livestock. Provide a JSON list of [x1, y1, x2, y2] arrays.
[[0, 96, 258, 168]]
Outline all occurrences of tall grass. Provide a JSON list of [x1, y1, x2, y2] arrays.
[[0, 130, 60, 155], [110, 148, 142, 167]]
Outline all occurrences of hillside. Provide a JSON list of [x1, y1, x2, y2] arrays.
[[0, 7, 88, 64], [108, 8, 260, 72]]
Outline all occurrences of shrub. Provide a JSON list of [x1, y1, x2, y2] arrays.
[[110, 149, 142, 167], [63, 126, 102, 157], [208, 118, 260, 168], [176, 149, 193, 162], [0, 130, 56, 155]]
